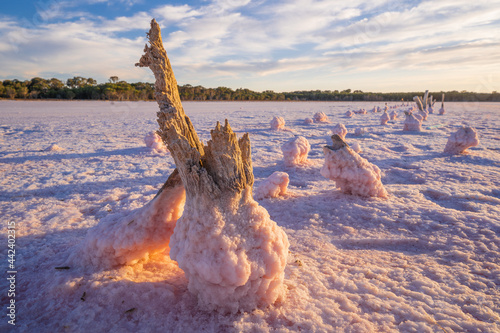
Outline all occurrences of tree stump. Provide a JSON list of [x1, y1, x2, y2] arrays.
[[413, 96, 424, 111], [444, 126, 479, 154], [320, 135, 388, 198], [136, 19, 289, 313], [439, 93, 446, 115], [403, 111, 422, 131], [423, 90, 429, 110]]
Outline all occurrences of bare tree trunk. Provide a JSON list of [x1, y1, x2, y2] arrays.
[[136, 19, 289, 313], [413, 96, 424, 111], [422, 90, 429, 111], [439, 93, 446, 115], [136, 21, 252, 198]]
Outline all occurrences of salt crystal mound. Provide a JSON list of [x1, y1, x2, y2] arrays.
[[313, 112, 329, 123], [281, 136, 311, 166], [169, 188, 289, 314], [270, 116, 286, 130], [417, 109, 428, 121], [389, 110, 398, 120], [331, 123, 348, 140], [71, 172, 185, 268], [355, 108, 367, 114], [351, 141, 362, 153], [304, 117, 314, 124], [354, 127, 366, 136], [254, 171, 289, 200], [320, 135, 388, 198], [439, 107, 446, 115], [44, 143, 63, 151], [345, 110, 354, 117], [380, 111, 390, 125], [144, 131, 168, 153], [403, 112, 422, 131], [444, 126, 479, 154], [428, 106, 434, 114]]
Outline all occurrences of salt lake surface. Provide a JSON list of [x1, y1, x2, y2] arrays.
[[0, 100, 499, 332]]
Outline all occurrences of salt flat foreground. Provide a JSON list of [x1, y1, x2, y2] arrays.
[[0, 100, 499, 332]]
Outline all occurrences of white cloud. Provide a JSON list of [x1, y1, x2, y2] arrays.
[[100, 12, 152, 32], [0, 18, 150, 83], [153, 5, 201, 24], [85, 0, 144, 6], [1, 0, 499, 92], [257, 57, 331, 76], [212, 0, 251, 9]]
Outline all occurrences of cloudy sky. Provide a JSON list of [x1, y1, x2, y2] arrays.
[[1, 0, 499, 92]]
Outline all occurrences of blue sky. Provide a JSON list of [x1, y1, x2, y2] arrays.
[[1, 0, 499, 92]]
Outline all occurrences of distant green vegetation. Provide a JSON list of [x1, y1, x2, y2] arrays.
[[1, 76, 499, 102]]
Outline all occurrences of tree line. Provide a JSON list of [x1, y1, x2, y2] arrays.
[[1, 76, 499, 102]]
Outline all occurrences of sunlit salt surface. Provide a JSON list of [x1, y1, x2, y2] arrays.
[[1, 100, 499, 332]]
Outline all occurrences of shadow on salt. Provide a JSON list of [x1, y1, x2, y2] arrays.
[[445, 153, 500, 167], [333, 237, 440, 254], [0, 147, 151, 164], [258, 188, 443, 257], [374, 151, 445, 166], [14, 226, 197, 325], [0, 175, 167, 203]]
